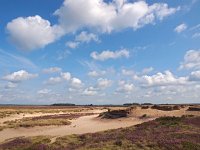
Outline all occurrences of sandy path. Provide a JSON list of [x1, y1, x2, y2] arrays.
[[0, 114, 153, 143]]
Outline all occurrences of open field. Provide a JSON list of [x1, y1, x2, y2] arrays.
[[0, 104, 199, 149]]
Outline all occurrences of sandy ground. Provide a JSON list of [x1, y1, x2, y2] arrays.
[[0, 113, 61, 125], [0, 109, 105, 125], [130, 107, 200, 117], [0, 114, 153, 143]]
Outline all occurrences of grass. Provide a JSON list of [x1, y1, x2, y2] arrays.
[[4, 118, 71, 128], [156, 116, 182, 127], [140, 114, 148, 119], [2, 113, 94, 129], [0, 115, 199, 150], [182, 141, 200, 150], [99, 109, 128, 119], [0, 106, 93, 118]]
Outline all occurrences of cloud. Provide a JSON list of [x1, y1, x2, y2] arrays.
[[65, 41, 79, 49], [6, 15, 63, 51], [43, 67, 62, 74], [45, 77, 62, 85], [188, 71, 200, 81], [91, 49, 129, 61], [174, 23, 187, 33], [2, 70, 38, 82], [61, 72, 71, 80], [140, 70, 187, 87], [44, 72, 71, 85], [0, 49, 37, 70], [43, 71, 83, 90], [116, 80, 134, 93], [190, 24, 200, 31], [66, 31, 99, 49], [88, 70, 106, 77], [122, 69, 135, 76], [192, 32, 200, 38], [37, 89, 51, 94], [71, 77, 83, 88], [5, 82, 18, 89], [121, 67, 153, 77], [179, 50, 200, 70], [96, 78, 112, 89], [7, 1, 178, 50], [57, 49, 71, 60], [55, 0, 179, 33], [142, 67, 154, 74], [88, 71, 99, 77], [189, 24, 200, 38], [75, 31, 99, 43], [82, 87, 97, 96]]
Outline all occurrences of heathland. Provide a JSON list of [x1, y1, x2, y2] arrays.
[[0, 104, 199, 150]]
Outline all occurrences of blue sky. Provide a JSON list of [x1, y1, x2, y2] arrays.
[[0, 0, 200, 104]]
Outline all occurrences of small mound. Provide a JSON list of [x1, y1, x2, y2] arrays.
[[151, 105, 181, 111], [187, 107, 200, 111], [141, 106, 149, 109], [99, 109, 129, 119]]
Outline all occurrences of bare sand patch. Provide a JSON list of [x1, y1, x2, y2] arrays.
[[0, 114, 153, 143]]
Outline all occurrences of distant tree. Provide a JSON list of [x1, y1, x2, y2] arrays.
[[51, 103, 75, 106], [141, 103, 153, 105]]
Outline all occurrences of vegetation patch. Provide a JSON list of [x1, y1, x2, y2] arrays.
[[140, 114, 148, 119], [0, 106, 92, 118], [99, 109, 129, 119], [141, 106, 149, 109], [156, 116, 182, 126], [187, 107, 200, 111], [151, 105, 181, 111], [3, 113, 94, 129]]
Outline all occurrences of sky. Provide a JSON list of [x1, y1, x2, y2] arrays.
[[0, 0, 200, 105]]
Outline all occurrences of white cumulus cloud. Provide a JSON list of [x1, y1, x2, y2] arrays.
[[6, 15, 63, 50], [75, 31, 99, 43], [71, 77, 83, 88], [37, 89, 52, 94], [96, 78, 112, 89], [82, 87, 98, 96], [140, 70, 187, 87], [88, 70, 106, 77], [2, 70, 38, 82], [55, 0, 179, 33], [189, 71, 200, 81], [61, 72, 71, 81], [91, 49, 129, 61], [66, 31, 99, 49], [7, 1, 178, 50], [179, 50, 200, 70], [116, 80, 134, 93]]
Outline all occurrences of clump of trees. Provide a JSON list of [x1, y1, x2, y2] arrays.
[[51, 103, 75, 106]]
